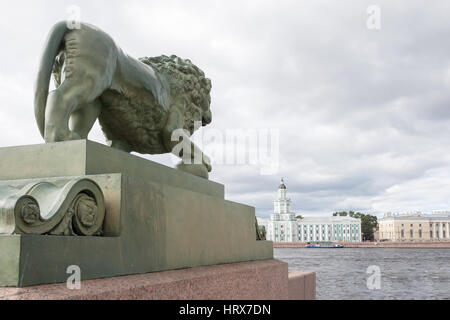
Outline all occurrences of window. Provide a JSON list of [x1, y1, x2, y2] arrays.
[[419, 230, 422, 238], [410, 230, 413, 238], [401, 230, 405, 238], [430, 231, 433, 238]]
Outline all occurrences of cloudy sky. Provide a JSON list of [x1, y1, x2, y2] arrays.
[[1, 0, 450, 218]]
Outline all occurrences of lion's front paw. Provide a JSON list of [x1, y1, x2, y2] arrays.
[[68, 131, 82, 141], [203, 155, 212, 173], [176, 161, 209, 180]]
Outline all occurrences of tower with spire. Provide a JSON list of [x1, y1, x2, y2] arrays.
[[267, 178, 298, 242]]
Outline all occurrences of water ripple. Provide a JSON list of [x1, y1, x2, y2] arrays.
[[275, 248, 450, 300]]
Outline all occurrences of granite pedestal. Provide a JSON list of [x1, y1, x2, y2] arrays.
[[0, 259, 316, 300], [0, 140, 272, 287]]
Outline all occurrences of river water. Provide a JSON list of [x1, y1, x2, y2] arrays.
[[274, 248, 450, 300]]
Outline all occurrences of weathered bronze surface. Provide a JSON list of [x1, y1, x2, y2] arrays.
[[35, 22, 212, 179]]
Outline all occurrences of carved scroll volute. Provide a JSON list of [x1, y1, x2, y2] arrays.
[[0, 178, 106, 236], [72, 191, 105, 236], [0, 187, 25, 235]]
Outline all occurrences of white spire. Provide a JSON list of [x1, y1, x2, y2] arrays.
[[275, 178, 291, 213], [279, 178, 286, 190]]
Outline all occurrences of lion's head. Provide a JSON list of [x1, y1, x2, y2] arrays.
[[140, 55, 212, 134]]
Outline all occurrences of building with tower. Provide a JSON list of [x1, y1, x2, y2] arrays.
[[261, 179, 362, 243]]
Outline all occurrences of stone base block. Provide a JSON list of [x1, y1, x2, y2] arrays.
[[0, 259, 315, 300], [0, 141, 272, 287], [288, 271, 316, 300]]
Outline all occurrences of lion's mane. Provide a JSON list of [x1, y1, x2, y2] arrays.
[[140, 55, 212, 132]]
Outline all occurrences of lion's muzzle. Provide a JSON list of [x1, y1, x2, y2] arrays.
[[202, 110, 212, 126]]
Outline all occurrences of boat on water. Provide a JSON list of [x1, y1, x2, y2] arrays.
[[305, 243, 344, 248]]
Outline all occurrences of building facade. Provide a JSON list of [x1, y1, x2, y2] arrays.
[[260, 179, 362, 243], [378, 213, 450, 242]]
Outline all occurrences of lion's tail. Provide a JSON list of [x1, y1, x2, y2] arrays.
[[34, 21, 68, 138]]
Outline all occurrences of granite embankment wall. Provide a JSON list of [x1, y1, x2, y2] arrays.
[[0, 259, 316, 300], [274, 242, 450, 249]]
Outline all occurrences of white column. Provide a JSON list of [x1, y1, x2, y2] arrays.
[[447, 222, 450, 240], [433, 223, 436, 241], [440, 222, 444, 240]]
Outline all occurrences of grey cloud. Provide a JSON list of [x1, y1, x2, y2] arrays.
[[1, 0, 450, 219]]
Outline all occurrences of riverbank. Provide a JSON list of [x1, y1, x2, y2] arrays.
[[274, 242, 450, 249]]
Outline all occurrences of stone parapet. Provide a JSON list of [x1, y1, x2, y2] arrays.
[[0, 259, 315, 300]]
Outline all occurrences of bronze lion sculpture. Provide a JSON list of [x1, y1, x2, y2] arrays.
[[34, 21, 212, 178]]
